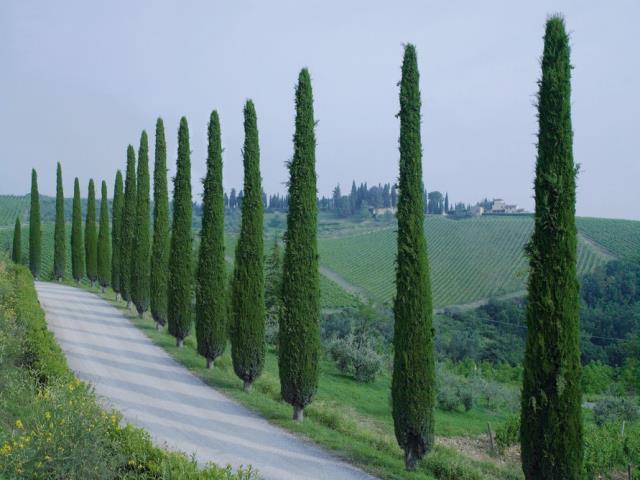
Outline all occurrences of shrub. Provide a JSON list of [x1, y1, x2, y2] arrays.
[[584, 421, 640, 477], [494, 415, 520, 451], [328, 335, 382, 383], [593, 396, 639, 426], [436, 383, 461, 412]]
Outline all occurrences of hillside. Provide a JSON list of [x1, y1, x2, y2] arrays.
[[1, 195, 637, 309]]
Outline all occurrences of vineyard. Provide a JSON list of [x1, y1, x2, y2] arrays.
[[0, 195, 30, 225], [318, 215, 615, 307], [577, 217, 640, 260]]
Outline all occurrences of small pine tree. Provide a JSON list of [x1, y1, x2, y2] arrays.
[[279, 69, 320, 421], [111, 171, 124, 299], [132, 131, 151, 317], [53, 162, 65, 281], [71, 178, 84, 282], [121, 146, 137, 307], [29, 169, 41, 278], [167, 117, 193, 346], [97, 180, 111, 292], [12, 217, 21, 264], [392, 44, 436, 471], [150, 118, 170, 328], [85, 179, 98, 286], [196, 111, 227, 367], [230, 101, 265, 390], [521, 16, 583, 479]]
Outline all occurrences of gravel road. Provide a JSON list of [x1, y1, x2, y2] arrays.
[[35, 281, 376, 480]]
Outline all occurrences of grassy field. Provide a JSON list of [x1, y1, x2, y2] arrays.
[[577, 217, 640, 260]]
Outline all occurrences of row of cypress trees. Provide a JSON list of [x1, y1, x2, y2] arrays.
[[12, 17, 581, 476]]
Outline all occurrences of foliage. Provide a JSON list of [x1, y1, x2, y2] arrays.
[[132, 131, 151, 316], [53, 163, 65, 281], [150, 118, 170, 326], [592, 396, 639, 426], [71, 178, 84, 282], [29, 169, 41, 278], [168, 117, 193, 343], [197, 111, 227, 364], [12, 217, 21, 264], [111, 171, 124, 294], [521, 17, 583, 479], [280, 69, 321, 418], [494, 415, 520, 452], [264, 235, 283, 346], [328, 334, 382, 383], [231, 101, 265, 388], [84, 179, 98, 285], [392, 43, 435, 469], [97, 181, 111, 289], [120, 145, 137, 304], [583, 421, 640, 478]]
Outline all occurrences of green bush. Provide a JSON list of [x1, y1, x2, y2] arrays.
[[328, 335, 382, 383], [593, 396, 639, 426], [584, 421, 640, 478], [494, 415, 520, 452]]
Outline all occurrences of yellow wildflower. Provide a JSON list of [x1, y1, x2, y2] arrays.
[[44, 411, 51, 420], [15, 419, 23, 429], [0, 442, 11, 455]]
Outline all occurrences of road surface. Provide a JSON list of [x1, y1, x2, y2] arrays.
[[35, 281, 376, 480]]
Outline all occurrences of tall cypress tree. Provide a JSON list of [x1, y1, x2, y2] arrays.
[[53, 162, 65, 281], [97, 180, 111, 292], [71, 178, 84, 282], [231, 102, 265, 390], [111, 171, 124, 299], [85, 179, 98, 286], [196, 111, 227, 367], [521, 16, 582, 479], [279, 69, 320, 421], [132, 131, 151, 317], [121, 146, 137, 307], [29, 169, 41, 278], [151, 118, 170, 329], [12, 217, 21, 264], [392, 44, 435, 471], [168, 117, 193, 346]]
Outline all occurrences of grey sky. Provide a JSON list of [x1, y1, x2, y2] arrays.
[[1, 1, 638, 219]]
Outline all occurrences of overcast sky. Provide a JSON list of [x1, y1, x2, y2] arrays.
[[1, 1, 638, 219]]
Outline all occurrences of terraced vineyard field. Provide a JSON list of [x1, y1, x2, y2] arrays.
[[577, 217, 640, 260], [0, 195, 30, 225], [318, 215, 614, 307]]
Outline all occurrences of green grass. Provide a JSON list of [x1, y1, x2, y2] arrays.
[[84, 284, 522, 480], [577, 217, 640, 260], [318, 215, 614, 307]]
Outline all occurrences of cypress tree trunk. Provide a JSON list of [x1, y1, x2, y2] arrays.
[[53, 162, 65, 281], [132, 131, 151, 317], [231, 102, 265, 388], [392, 44, 435, 471], [168, 117, 193, 345], [196, 111, 227, 367], [29, 169, 41, 279], [121, 146, 137, 307], [97, 180, 111, 292], [111, 171, 124, 299], [12, 217, 21, 264], [85, 179, 98, 286], [151, 118, 170, 328], [279, 69, 320, 420], [521, 16, 583, 479], [71, 178, 84, 282]]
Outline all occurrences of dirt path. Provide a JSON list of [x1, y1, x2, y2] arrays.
[[35, 281, 376, 480], [577, 232, 617, 261], [318, 266, 371, 303]]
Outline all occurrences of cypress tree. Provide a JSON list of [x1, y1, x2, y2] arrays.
[[121, 146, 137, 307], [168, 117, 193, 346], [71, 178, 84, 282], [279, 69, 320, 421], [230, 102, 265, 390], [151, 118, 170, 328], [521, 16, 583, 479], [111, 171, 124, 299], [53, 162, 65, 281], [392, 44, 435, 471], [196, 111, 227, 368], [98, 181, 111, 292], [29, 169, 41, 278], [132, 131, 151, 317], [85, 179, 98, 286], [12, 217, 21, 264]]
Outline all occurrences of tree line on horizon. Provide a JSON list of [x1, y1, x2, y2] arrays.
[[11, 15, 584, 478]]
